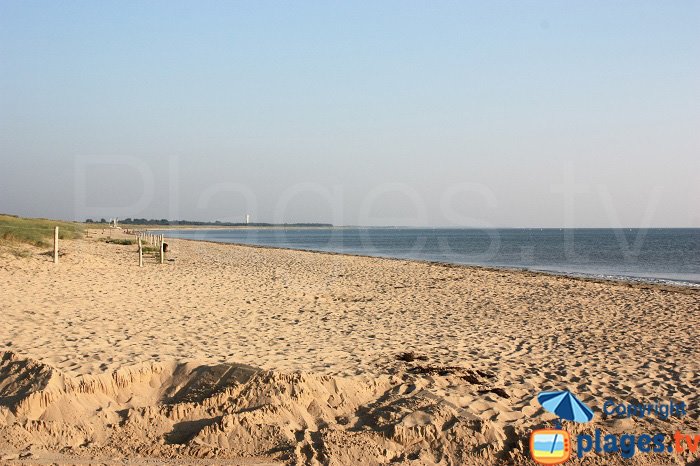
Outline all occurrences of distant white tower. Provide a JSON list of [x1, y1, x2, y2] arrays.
[[245, 214, 251, 225]]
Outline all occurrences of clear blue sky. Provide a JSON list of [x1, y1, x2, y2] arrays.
[[1, 1, 698, 226]]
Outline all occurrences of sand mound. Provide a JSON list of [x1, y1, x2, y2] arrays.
[[1, 352, 696, 464], [0, 351, 545, 465]]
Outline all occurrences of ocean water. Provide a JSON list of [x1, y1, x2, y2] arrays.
[[157, 228, 700, 286]]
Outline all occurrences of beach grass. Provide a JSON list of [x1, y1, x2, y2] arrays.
[[102, 238, 136, 246], [0, 214, 85, 248]]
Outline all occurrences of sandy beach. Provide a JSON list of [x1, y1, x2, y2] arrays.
[[0, 230, 698, 465]]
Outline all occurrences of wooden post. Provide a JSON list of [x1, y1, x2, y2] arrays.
[[138, 237, 143, 267], [160, 237, 164, 264], [53, 226, 59, 264]]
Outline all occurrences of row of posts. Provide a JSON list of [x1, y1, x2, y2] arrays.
[[133, 231, 166, 267], [50, 227, 165, 267]]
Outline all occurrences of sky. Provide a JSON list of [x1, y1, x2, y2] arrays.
[[1, 1, 698, 227]]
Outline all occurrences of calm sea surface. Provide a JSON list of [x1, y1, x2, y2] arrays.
[[157, 228, 700, 286]]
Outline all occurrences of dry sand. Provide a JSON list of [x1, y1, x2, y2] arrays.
[[0, 230, 698, 465]]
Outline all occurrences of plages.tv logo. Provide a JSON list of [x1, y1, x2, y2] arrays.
[[530, 390, 593, 465], [529, 390, 698, 463]]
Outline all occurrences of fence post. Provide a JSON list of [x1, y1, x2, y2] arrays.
[[53, 226, 59, 264], [138, 237, 143, 267], [160, 237, 164, 264]]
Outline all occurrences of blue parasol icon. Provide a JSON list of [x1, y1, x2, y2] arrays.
[[537, 390, 594, 423]]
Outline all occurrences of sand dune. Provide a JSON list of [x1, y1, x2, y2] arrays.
[[0, 231, 698, 464]]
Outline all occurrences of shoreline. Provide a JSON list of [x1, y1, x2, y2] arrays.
[[120, 225, 341, 230], [155, 234, 700, 293]]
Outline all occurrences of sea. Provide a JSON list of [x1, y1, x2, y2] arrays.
[[156, 228, 700, 286]]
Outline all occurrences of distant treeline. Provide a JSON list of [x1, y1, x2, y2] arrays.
[[85, 218, 332, 227]]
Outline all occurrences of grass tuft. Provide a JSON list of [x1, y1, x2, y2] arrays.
[[102, 238, 136, 246]]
